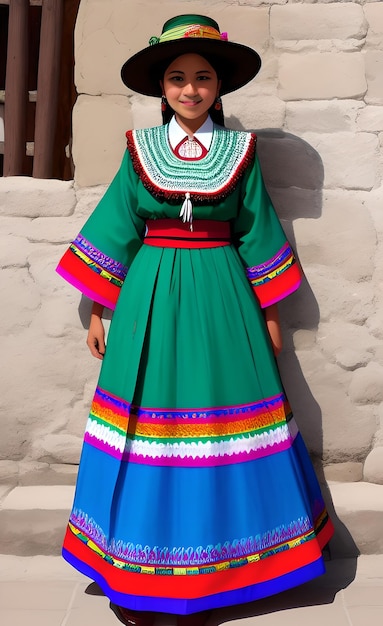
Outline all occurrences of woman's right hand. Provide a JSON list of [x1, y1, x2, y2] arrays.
[[87, 302, 106, 360]]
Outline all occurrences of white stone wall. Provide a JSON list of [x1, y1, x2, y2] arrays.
[[1, 0, 383, 486]]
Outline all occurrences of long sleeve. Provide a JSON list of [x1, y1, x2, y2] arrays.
[[56, 150, 145, 309], [233, 154, 302, 308]]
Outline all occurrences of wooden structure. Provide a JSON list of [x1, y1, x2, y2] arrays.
[[0, 0, 80, 179]]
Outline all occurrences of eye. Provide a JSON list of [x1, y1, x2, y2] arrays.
[[197, 75, 210, 81], [168, 75, 184, 82]]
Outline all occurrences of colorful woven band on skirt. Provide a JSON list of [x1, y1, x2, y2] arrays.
[[144, 219, 231, 248]]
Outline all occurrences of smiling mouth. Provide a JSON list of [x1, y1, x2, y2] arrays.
[[180, 100, 202, 106]]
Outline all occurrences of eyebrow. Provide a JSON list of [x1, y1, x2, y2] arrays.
[[167, 70, 213, 75]]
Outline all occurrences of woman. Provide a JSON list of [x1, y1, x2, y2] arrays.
[[57, 14, 334, 626]]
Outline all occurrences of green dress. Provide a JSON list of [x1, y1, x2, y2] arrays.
[[57, 122, 333, 615]]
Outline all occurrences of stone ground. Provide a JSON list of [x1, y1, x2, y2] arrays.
[[0, 554, 382, 626]]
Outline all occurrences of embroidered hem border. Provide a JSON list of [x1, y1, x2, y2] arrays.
[[66, 507, 329, 576], [62, 517, 334, 611]]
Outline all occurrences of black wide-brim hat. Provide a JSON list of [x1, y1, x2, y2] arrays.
[[121, 14, 262, 97]]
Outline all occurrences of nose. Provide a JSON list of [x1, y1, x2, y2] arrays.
[[183, 81, 198, 97]]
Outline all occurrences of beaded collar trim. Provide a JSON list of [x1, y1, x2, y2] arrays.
[[126, 125, 256, 205]]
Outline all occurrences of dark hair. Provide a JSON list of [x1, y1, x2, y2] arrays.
[[153, 53, 226, 127]]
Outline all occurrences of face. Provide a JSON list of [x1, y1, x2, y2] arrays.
[[161, 53, 221, 133]]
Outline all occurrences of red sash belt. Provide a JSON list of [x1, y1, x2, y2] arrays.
[[144, 219, 231, 248]]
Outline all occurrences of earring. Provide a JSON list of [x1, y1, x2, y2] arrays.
[[214, 97, 222, 111], [161, 96, 168, 112]]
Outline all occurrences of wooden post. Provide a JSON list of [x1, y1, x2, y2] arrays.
[[33, 0, 64, 178], [4, 0, 29, 176]]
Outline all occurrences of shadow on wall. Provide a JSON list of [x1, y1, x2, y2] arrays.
[[228, 117, 359, 588]]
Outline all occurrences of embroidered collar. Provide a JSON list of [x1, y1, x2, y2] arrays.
[[126, 124, 256, 205], [168, 115, 213, 152]]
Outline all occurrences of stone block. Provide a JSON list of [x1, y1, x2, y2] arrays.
[[366, 309, 383, 342], [224, 94, 285, 133], [73, 185, 106, 221], [0, 461, 18, 485], [349, 362, 383, 405], [0, 235, 34, 269], [1, 267, 41, 335], [375, 427, 383, 446], [266, 187, 322, 223], [0, 324, 94, 461], [256, 131, 324, 191], [271, 4, 366, 43], [0, 216, 32, 238], [286, 101, 364, 134], [279, 349, 376, 462], [364, 447, 383, 485], [1, 485, 74, 510], [303, 132, 379, 190], [17, 462, 77, 486], [0, 510, 68, 555], [329, 482, 383, 554], [0, 485, 13, 504], [290, 264, 374, 329], [317, 322, 375, 371], [32, 296, 85, 339], [75, 26, 128, 96], [365, 2, 383, 47], [366, 187, 383, 233], [130, 94, 161, 130], [365, 51, 383, 104], [278, 53, 367, 101], [294, 191, 376, 281], [26, 216, 85, 245], [292, 329, 317, 352], [324, 462, 363, 483], [30, 434, 82, 465], [0, 177, 75, 218], [214, 5, 270, 54], [72, 95, 133, 187], [357, 106, 383, 132], [27, 243, 76, 297]]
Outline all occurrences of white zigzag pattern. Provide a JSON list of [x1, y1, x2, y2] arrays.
[[85, 418, 298, 459]]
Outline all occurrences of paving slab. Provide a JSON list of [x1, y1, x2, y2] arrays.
[[0, 485, 75, 509]]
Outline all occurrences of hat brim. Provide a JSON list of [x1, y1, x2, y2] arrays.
[[121, 38, 261, 97]]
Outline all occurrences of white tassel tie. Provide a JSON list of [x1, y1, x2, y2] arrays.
[[179, 192, 193, 231]]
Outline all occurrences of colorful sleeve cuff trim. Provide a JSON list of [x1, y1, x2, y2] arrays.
[[247, 243, 302, 308], [56, 243, 126, 309], [70, 234, 128, 285]]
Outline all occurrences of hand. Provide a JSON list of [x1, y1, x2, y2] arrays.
[[87, 302, 106, 360], [264, 304, 282, 357]]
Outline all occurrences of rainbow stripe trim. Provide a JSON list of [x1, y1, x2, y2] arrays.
[[68, 234, 128, 287], [83, 387, 297, 467], [246, 242, 296, 288]]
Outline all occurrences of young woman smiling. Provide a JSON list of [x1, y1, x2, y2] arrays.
[[57, 14, 334, 626]]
